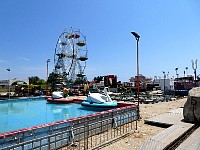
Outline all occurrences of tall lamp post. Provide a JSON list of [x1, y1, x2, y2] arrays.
[[6, 68, 10, 99], [185, 67, 188, 77], [131, 31, 140, 121], [192, 59, 198, 86], [162, 71, 166, 95], [46, 59, 50, 96], [175, 68, 178, 80]]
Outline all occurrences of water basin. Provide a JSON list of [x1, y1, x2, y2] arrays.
[[0, 97, 103, 133]]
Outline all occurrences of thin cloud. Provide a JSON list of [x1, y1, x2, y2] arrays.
[[0, 59, 6, 63], [17, 57, 30, 61]]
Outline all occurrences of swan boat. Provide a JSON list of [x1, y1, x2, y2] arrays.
[[46, 91, 73, 103], [81, 87, 118, 108]]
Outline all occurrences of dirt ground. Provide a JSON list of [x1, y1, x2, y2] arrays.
[[100, 97, 187, 150]]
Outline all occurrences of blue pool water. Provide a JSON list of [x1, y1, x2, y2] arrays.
[[0, 97, 102, 134]]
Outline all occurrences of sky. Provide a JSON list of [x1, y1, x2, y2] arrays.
[[0, 0, 200, 82]]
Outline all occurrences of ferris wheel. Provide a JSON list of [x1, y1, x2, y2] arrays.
[[54, 28, 88, 84]]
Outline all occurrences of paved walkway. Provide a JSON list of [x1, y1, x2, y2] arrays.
[[139, 108, 195, 150]]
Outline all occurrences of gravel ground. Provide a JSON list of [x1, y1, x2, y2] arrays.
[[100, 97, 187, 150]]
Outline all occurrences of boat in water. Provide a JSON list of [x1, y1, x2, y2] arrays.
[[46, 91, 74, 103], [81, 87, 118, 108]]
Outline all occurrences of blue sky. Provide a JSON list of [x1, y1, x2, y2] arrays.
[[0, 0, 200, 82]]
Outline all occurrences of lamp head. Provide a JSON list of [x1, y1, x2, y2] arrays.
[[131, 32, 140, 40]]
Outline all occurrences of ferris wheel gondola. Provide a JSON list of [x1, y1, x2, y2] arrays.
[[54, 28, 88, 84]]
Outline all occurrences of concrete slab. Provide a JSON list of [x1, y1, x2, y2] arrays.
[[140, 108, 195, 150], [144, 108, 184, 126], [139, 122, 194, 150]]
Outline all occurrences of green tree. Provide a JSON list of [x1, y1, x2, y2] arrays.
[[93, 76, 103, 83], [29, 76, 40, 85], [29, 76, 46, 88], [47, 72, 60, 87]]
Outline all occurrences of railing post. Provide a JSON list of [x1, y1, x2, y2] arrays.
[[84, 117, 89, 150], [48, 136, 50, 149]]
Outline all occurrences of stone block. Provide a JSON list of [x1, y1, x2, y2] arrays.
[[183, 87, 200, 123]]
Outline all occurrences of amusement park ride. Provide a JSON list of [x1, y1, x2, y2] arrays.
[[53, 28, 88, 85]]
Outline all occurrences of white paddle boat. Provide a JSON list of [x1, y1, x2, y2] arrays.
[[81, 87, 117, 108]]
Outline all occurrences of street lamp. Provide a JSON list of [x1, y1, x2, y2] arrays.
[[46, 59, 50, 96], [6, 68, 10, 99], [192, 59, 198, 86], [167, 72, 169, 79], [131, 31, 140, 119], [175, 68, 178, 80], [162, 71, 166, 95], [185, 67, 188, 77]]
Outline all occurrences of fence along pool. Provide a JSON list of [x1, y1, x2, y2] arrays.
[[0, 104, 138, 149]]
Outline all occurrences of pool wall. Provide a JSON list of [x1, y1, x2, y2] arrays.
[[0, 102, 138, 149]]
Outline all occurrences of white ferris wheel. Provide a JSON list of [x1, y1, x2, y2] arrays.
[[54, 28, 88, 84]]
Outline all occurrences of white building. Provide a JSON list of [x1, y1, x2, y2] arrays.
[[0, 78, 29, 87], [153, 78, 174, 91]]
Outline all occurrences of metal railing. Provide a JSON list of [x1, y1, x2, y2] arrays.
[[0, 105, 138, 150]]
